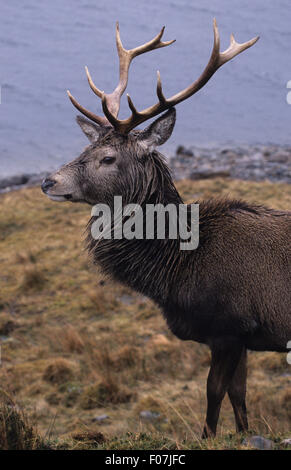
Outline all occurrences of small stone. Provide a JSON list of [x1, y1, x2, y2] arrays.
[[118, 294, 134, 305], [243, 436, 274, 450], [92, 414, 109, 422], [252, 152, 264, 161], [140, 410, 160, 420], [280, 438, 291, 448], [176, 145, 194, 157]]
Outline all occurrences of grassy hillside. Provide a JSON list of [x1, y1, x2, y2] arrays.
[[0, 178, 290, 450]]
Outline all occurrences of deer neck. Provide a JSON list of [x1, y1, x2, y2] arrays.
[[86, 153, 188, 304]]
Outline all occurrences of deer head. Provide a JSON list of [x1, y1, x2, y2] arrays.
[[41, 20, 258, 205]]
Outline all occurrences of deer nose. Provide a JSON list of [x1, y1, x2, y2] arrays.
[[41, 178, 56, 193]]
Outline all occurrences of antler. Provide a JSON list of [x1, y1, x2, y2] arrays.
[[67, 22, 175, 127], [68, 19, 259, 134]]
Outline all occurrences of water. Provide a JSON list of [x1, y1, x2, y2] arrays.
[[0, 0, 291, 178]]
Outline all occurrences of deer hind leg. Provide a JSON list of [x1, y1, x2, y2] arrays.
[[227, 346, 248, 433], [202, 338, 244, 438]]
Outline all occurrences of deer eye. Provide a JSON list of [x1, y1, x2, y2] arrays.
[[100, 156, 116, 165]]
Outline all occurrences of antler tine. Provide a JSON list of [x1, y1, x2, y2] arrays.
[[219, 30, 259, 66], [85, 66, 103, 99], [165, 18, 259, 101], [105, 18, 259, 134], [156, 70, 167, 104], [212, 18, 259, 67], [67, 90, 108, 126], [101, 92, 120, 127], [126, 94, 140, 116], [125, 25, 176, 59]]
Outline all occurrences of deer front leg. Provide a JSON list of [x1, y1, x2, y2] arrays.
[[227, 346, 248, 433], [202, 338, 244, 438]]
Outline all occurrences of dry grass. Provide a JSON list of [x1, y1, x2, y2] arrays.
[[42, 358, 75, 385], [80, 378, 133, 409], [0, 178, 290, 449], [0, 397, 50, 450]]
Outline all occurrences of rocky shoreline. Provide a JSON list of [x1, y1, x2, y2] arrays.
[[0, 171, 50, 194], [170, 144, 291, 184], [0, 145, 290, 194]]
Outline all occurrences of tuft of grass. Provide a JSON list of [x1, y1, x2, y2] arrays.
[[111, 345, 141, 371], [0, 320, 16, 336], [80, 378, 133, 409], [46, 326, 85, 354], [280, 390, 291, 420], [0, 403, 50, 450], [135, 395, 164, 415], [19, 265, 46, 291], [72, 430, 106, 444], [43, 359, 75, 385], [250, 352, 288, 373]]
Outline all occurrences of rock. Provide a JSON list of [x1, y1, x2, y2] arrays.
[[176, 145, 194, 157], [151, 334, 171, 347], [243, 436, 275, 450], [0, 171, 50, 193], [118, 294, 134, 305], [280, 438, 291, 448], [0, 174, 30, 189], [219, 148, 231, 155], [190, 169, 230, 180], [267, 151, 291, 164], [169, 144, 291, 184], [140, 410, 160, 420], [252, 152, 264, 161], [92, 414, 109, 423]]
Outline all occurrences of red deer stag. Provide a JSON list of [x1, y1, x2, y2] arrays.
[[41, 20, 291, 438]]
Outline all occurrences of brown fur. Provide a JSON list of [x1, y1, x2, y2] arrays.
[[42, 109, 291, 437]]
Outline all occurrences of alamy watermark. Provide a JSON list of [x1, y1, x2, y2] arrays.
[[90, 196, 199, 250]]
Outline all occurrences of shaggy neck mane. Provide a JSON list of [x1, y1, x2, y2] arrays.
[[124, 150, 183, 207], [85, 151, 185, 303], [85, 151, 262, 306]]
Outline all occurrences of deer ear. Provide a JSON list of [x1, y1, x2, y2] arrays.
[[138, 108, 176, 150], [76, 115, 104, 143]]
